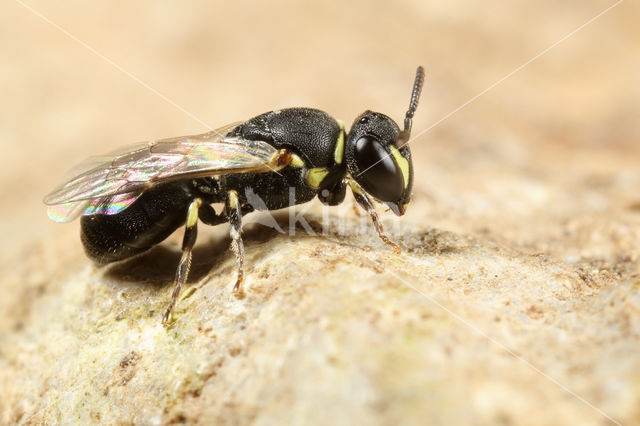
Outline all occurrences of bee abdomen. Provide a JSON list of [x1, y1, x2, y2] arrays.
[[81, 214, 150, 263], [80, 182, 196, 264]]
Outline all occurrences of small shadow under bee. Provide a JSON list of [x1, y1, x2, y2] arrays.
[[103, 211, 295, 287]]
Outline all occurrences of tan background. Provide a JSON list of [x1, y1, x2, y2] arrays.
[[1, 1, 639, 424]]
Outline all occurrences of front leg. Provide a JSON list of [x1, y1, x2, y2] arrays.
[[225, 190, 245, 295], [347, 178, 401, 254]]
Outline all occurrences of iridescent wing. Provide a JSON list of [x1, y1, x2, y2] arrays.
[[45, 124, 288, 223], [46, 193, 143, 223]]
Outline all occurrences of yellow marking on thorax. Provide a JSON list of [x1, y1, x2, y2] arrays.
[[334, 120, 345, 165], [306, 167, 329, 188], [289, 153, 305, 168], [389, 145, 410, 188]]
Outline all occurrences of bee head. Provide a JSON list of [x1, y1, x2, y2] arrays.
[[344, 66, 424, 216], [345, 111, 412, 216]]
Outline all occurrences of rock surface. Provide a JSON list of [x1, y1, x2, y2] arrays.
[[1, 1, 639, 425]]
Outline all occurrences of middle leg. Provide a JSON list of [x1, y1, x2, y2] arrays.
[[225, 190, 245, 295]]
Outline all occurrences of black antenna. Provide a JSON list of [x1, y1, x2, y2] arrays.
[[396, 66, 424, 148]]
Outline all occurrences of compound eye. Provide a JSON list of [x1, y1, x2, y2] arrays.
[[354, 136, 404, 202]]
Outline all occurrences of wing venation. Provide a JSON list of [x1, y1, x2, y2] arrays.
[[44, 125, 287, 222]]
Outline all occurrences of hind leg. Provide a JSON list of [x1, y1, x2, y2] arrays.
[[162, 199, 219, 324]]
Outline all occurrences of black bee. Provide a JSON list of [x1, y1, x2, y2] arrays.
[[44, 66, 425, 323]]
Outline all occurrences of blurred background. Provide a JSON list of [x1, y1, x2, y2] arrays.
[[1, 0, 638, 258], [1, 0, 639, 258], [1, 0, 639, 423]]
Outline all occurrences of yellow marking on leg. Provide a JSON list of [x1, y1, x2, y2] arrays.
[[162, 198, 202, 325], [348, 179, 363, 195], [389, 145, 410, 188], [228, 190, 239, 209], [186, 198, 202, 227], [334, 120, 345, 165], [306, 167, 329, 188]]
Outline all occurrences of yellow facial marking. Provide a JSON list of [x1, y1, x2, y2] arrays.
[[334, 120, 345, 165], [289, 153, 305, 168], [228, 190, 239, 209], [186, 199, 202, 227], [306, 167, 329, 188], [389, 145, 410, 188]]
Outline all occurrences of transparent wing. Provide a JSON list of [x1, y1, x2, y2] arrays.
[[46, 200, 92, 223], [46, 192, 142, 223], [45, 124, 287, 222], [55, 121, 244, 183]]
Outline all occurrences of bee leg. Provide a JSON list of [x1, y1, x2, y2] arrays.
[[225, 190, 245, 295], [346, 178, 401, 254], [162, 198, 202, 325]]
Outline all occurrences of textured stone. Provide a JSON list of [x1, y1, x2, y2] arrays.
[[1, 1, 639, 425]]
